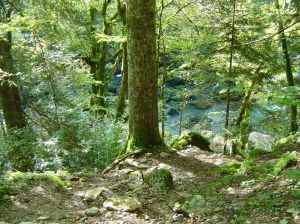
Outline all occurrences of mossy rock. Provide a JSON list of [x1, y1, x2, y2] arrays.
[[142, 168, 175, 191], [170, 131, 212, 152]]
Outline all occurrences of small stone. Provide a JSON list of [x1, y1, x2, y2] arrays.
[[132, 187, 143, 194], [125, 158, 139, 167], [84, 187, 104, 201], [103, 196, 142, 212], [105, 211, 115, 219], [279, 219, 289, 224], [19, 222, 38, 224], [85, 207, 99, 217], [146, 153, 152, 157], [214, 207, 224, 212], [129, 171, 143, 184], [37, 216, 51, 221], [287, 208, 297, 214], [2, 195, 10, 200], [160, 152, 170, 158], [127, 183, 140, 190], [140, 158, 147, 163], [293, 211, 300, 222], [136, 164, 148, 169], [120, 169, 134, 174]]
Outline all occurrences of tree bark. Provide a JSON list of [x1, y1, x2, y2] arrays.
[[0, 8, 26, 130], [125, 0, 163, 151], [223, 0, 236, 154]]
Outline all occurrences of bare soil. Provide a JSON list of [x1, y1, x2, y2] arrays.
[[1, 147, 299, 224]]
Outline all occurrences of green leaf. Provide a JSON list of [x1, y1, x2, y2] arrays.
[[219, 87, 229, 94]]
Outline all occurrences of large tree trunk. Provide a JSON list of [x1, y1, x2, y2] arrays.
[[0, 9, 26, 130], [0, 5, 31, 171], [275, 0, 298, 133], [125, 0, 163, 151]]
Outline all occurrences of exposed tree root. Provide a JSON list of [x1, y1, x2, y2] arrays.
[[102, 150, 142, 174]]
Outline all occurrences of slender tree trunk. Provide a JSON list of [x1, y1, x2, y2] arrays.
[[85, 3, 113, 115], [161, 41, 167, 139], [223, 0, 236, 154], [125, 0, 163, 152], [275, 0, 298, 133], [116, 0, 128, 120]]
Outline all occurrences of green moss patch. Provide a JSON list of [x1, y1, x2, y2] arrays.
[[143, 168, 175, 191], [170, 131, 211, 151]]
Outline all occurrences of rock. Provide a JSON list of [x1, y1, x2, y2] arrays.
[[287, 208, 298, 214], [293, 210, 300, 222], [84, 187, 104, 201], [125, 158, 139, 167], [85, 207, 99, 216], [143, 168, 175, 191], [105, 211, 115, 219], [140, 158, 147, 163], [166, 76, 185, 87], [166, 107, 180, 116], [37, 216, 51, 221], [127, 183, 140, 190], [120, 169, 134, 174], [173, 195, 207, 217], [170, 131, 211, 152], [103, 196, 142, 212], [160, 152, 170, 158], [2, 195, 10, 200], [129, 170, 143, 184], [19, 222, 39, 224], [279, 219, 289, 224], [136, 164, 148, 169], [248, 132, 274, 151]]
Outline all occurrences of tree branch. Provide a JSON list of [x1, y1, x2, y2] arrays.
[[217, 17, 300, 51]]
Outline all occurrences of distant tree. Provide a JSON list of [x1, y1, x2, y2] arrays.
[[275, 0, 298, 134], [115, 0, 128, 120], [125, 0, 163, 152], [0, 2, 26, 130]]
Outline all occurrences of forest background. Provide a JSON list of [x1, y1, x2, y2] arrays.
[[0, 0, 300, 174]]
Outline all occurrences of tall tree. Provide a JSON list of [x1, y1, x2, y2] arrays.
[[275, 0, 298, 134], [0, 2, 26, 130], [125, 0, 163, 152], [115, 0, 128, 120]]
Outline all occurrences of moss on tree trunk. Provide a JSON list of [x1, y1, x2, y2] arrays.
[[125, 0, 163, 151]]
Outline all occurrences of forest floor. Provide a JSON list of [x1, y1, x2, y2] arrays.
[[1, 146, 300, 224]]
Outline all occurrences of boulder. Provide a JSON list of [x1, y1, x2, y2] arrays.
[[84, 187, 105, 201], [103, 196, 142, 212], [85, 207, 99, 217], [248, 132, 274, 152], [170, 131, 212, 152], [166, 77, 185, 87], [173, 194, 208, 217], [142, 168, 175, 191]]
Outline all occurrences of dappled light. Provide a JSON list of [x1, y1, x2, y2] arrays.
[[1, 0, 300, 223]]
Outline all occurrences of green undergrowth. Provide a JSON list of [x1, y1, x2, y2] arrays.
[[0, 171, 69, 197], [201, 148, 299, 197]]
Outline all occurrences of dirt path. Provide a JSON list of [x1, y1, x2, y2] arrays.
[[0, 147, 299, 224]]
